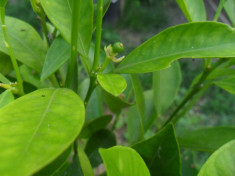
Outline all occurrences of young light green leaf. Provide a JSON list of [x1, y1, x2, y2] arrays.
[[198, 140, 235, 176], [77, 145, 94, 176], [97, 74, 127, 97], [176, 0, 206, 22], [153, 61, 182, 116], [0, 90, 14, 109], [0, 16, 46, 72], [115, 22, 235, 73], [85, 130, 116, 168], [132, 123, 181, 176], [79, 115, 113, 138], [41, 37, 70, 81], [131, 74, 145, 137], [33, 145, 72, 176], [224, 0, 235, 26], [178, 127, 235, 152], [40, 0, 93, 58], [214, 77, 235, 94], [0, 88, 85, 176], [99, 146, 150, 176]]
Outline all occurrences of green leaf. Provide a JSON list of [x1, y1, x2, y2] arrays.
[[126, 90, 156, 144], [40, 0, 93, 58], [77, 145, 94, 176], [101, 89, 133, 113], [198, 140, 235, 176], [178, 127, 235, 152], [181, 151, 198, 176], [224, 0, 235, 26], [176, 0, 206, 22], [214, 77, 235, 94], [115, 22, 235, 73], [153, 61, 182, 116], [0, 72, 10, 83], [132, 123, 181, 176], [97, 74, 127, 97], [79, 115, 113, 138], [0, 90, 14, 109], [86, 88, 104, 122], [85, 129, 116, 168], [99, 146, 150, 176], [41, 37, 70, 81], [131, 74, 145, 137], [14, 65, 51, 88], [33, 145, 72, 176], [0, 88, 85, 176], [0, 52, 13, 75], [0, 16, 46, 72]]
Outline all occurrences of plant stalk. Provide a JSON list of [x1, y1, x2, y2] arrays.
[[213, 0, 227, 21], [0, 7, 24, 95], [65, 0, 81, 88], [92, 0, 103, 71], [162, 58, 228, 128]]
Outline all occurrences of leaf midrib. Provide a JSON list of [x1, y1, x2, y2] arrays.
[[116, 43, 235, 71], [22, 89, 59, 154]]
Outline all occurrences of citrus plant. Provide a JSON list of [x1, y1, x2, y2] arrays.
[[0, 0, 235, 175]]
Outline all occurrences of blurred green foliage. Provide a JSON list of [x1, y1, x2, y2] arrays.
[[120, 0, 169, 31]]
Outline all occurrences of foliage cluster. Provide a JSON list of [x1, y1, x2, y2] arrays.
[[0, 0, 235, 176]]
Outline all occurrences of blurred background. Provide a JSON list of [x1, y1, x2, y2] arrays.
[[4, 0, 235, 175]]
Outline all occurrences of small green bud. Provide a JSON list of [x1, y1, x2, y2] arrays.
[[112, 42, 124, 53]]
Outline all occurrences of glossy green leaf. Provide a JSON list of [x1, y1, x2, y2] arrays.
[[115, 22, 235, 73], [132, 123, 181, 176], [99, 146, 150, 176], [0, 52, 13, 75], [33, 145, 72, 176], [77, 145, 94, 176], [97, 74, 127, 97], [224, 0, 235, 26], [0, 90, 14, 109], [214, 77, 235, 94], [198, 140, 235, 176], [178, 127, 235, 152], [41, 37, 70, 80], [0, 88, 85, 176], [101, 89, 133, 113], [85, 129, 116, 168], [153, 61, 182, 116], [40, 0, 93, 58], [79, 115, 113, 138], [176, 0, 206, 22], [0, 17, 46, 72]]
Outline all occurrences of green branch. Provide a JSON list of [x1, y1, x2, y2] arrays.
[[162, 58, 228, 128], [92, 0, 103, 71], [0, 7, 24, 95], [65, 0, 81, 88]]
